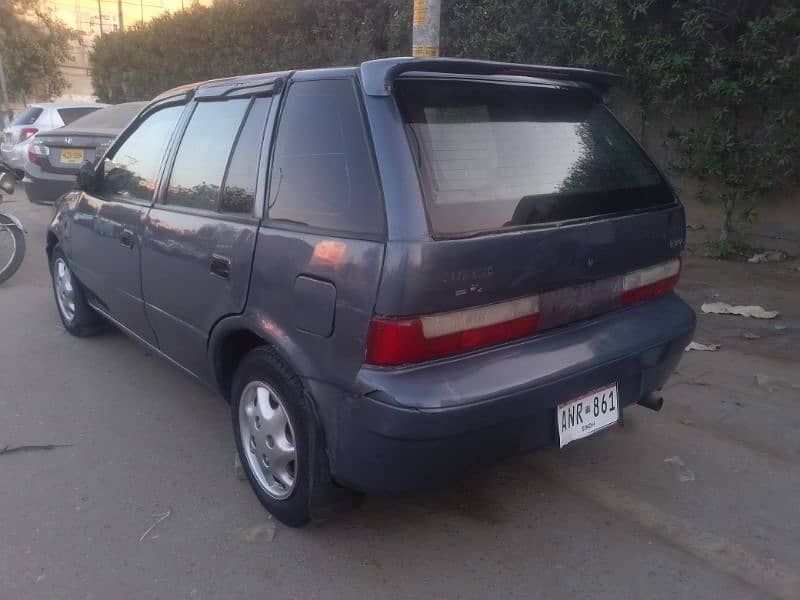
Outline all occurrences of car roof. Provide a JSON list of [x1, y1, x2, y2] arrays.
[[150, 57, 620, 104], [152, 66, 361, 102]]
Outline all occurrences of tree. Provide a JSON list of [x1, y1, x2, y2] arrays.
[[667, 3, 800, 241], [0, 0, 77, 104]]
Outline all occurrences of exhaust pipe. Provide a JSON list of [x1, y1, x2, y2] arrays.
[[639, 391, 664, 412]]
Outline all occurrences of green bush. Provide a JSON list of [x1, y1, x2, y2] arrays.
[[90, 0, 408, 103], [91, 0, 800, 240]]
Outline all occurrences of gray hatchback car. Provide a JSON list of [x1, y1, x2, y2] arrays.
[[47, 57, 695, 526]]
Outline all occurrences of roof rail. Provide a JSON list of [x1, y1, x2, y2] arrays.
[[360, 57, 621, 97]]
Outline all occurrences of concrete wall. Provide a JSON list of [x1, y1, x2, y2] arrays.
[[610, 92, 800, 252]]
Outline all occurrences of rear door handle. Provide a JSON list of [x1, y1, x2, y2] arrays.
[[210, 254, 231, 279], [120, 228, 135, 248]]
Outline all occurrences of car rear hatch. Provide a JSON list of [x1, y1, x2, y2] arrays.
[[29, 132, 114, 174], [365, 73, 686, 367]]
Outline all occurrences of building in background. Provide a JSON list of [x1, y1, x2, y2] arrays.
[[30, 0, 211, 103]]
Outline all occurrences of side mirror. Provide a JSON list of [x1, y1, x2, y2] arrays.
[[77, 160, 99, 193], [0, 171, 14, 195]]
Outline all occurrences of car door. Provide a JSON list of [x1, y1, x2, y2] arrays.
[[140, 95, 272, 376], [67, 101, 185, 344]]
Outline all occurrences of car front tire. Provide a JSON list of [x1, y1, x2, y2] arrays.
[[50, 245, 103, 336]]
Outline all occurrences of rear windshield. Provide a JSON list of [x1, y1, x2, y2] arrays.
[[11, 107, 43, 126], [395, 79, 673, 236], [66, 102, 145, 130], [57, 107, 102, 125]]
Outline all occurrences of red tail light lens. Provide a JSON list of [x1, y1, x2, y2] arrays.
[[28, 142, 49, 166], [366, 296, 540, 366], [621, 258, 681, 306], [20, 127, 39, 142]]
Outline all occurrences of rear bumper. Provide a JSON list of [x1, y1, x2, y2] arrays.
[[23, 169, 75, 204], [312, 293, 695, 494]]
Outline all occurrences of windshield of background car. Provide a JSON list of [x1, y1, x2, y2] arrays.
[[394, 78, 674, 236]]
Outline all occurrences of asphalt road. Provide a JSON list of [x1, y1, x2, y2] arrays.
[[1, 189, 799, 599]]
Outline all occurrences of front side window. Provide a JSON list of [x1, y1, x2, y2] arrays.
[[268, 78, 384, 236], [164, 99, 250, 211], [395, 79, 673, 236], [101, 105, 184, 200]]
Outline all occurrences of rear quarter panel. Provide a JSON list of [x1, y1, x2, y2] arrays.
[[241, 228, 385, 389]]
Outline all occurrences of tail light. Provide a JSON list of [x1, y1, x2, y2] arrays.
[[19, 127, 38, 142], [366, 295, 540, 366], [365, 258, 682, 367], [28, 142, 49, 166], [621, 258, 681, 306]]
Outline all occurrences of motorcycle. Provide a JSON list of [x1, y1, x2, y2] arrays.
[[0, 162, 25, 284]]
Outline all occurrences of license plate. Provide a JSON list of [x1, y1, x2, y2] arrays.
[[61, 148, 84, 164], [557, 383, 619, 448]]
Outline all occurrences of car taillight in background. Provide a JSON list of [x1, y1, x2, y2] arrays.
[[621, 258, 681, 306], [28, 142, 50, 167], [366, 296, 541, 366], [365, 258, 682, 367], [19, 127, 39, 142]]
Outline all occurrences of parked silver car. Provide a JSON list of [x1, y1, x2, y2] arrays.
[[24, 101, 147, 204], [1, 103, 108, 176]]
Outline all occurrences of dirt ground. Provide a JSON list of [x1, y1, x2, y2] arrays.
[[1, 189, 798, 599]]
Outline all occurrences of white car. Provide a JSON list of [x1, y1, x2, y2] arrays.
[[1, 102, 108, 175]]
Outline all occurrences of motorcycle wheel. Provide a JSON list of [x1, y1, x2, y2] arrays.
[[0, 214, 25, 284]]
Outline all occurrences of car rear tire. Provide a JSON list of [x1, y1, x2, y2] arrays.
[[50, 245, 103, 336], [231, 346, 357, 527]]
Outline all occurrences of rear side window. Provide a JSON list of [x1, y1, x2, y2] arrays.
[[57, 107, 101, 125], [268, 78, 384, 236], [11, 107, 42, 126], [165, 99, 250, 211], [395, 79, 673, 236]]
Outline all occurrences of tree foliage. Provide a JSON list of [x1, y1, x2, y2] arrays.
[[90, 0, 800, 237], [0, 0, 77, 103], [91, 0, 408, 103]]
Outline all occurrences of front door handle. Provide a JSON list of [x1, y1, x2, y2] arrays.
[[120, 228, 135, 249], [210, 254, 231, 279]]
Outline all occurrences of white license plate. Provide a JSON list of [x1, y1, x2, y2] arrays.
[[557, 383, 619, 448]]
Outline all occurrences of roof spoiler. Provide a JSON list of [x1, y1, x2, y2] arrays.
[[360, 57, 622, 97]]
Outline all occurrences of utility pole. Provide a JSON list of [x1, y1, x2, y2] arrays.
[[412, 0, 441, 57], [97, 0, 104, 35], [118, 0, 124, 31], [0, 49, 10, 129]]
